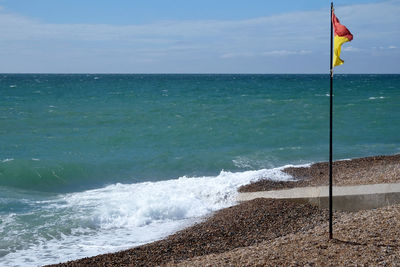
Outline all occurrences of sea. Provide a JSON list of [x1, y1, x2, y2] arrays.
[[0, 74, 399, 266]]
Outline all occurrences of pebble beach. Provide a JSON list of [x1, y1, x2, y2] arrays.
[[47, 154, 400, 266]]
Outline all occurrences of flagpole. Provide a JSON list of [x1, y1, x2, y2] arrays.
[[329, 2, 334, 240]]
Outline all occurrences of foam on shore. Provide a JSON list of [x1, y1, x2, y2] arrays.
[[1, 167, 292, 266]]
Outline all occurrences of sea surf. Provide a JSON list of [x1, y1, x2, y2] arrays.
[[1, 74, 399, 266]]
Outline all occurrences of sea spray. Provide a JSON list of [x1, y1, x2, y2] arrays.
[[0, 167, 292, 266], [1, 74, 399, 266]]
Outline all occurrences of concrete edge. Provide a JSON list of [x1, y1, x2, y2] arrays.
[[237, 183, 400, 211]]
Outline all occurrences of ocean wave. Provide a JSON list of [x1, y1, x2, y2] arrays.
[[0, 159, 115, 193], [0, 167, 292, 266], [70, 168, 292, 228]]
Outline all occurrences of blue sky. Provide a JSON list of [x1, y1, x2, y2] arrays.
[[0, 0, 399, 73]]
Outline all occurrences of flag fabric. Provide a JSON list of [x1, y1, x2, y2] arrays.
[[332, 11, 353, 67]]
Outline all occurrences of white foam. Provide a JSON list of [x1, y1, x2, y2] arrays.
[[64, 168, 292, 229], [0, 167, 292, 266]]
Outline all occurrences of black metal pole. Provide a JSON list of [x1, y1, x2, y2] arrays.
[[329, 2, 334, 240]]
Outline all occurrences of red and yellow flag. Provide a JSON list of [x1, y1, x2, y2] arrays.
[[332, 11, 353, 67]]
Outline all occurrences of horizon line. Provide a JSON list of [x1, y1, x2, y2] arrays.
[[1, 72, 399, 75]]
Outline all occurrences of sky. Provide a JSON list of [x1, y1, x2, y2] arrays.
[[0, 0, 399, 73]]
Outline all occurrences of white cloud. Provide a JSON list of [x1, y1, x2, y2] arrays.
[[372, 45, 399, 50], [261, 50, 312, 56], [221, 50, 311, 59], [342, 46, 361, 52], [0, 1, 399, 73], [220, 52, 254, 59]]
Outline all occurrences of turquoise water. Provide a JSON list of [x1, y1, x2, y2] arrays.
[[0, 74, 399, 265]]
